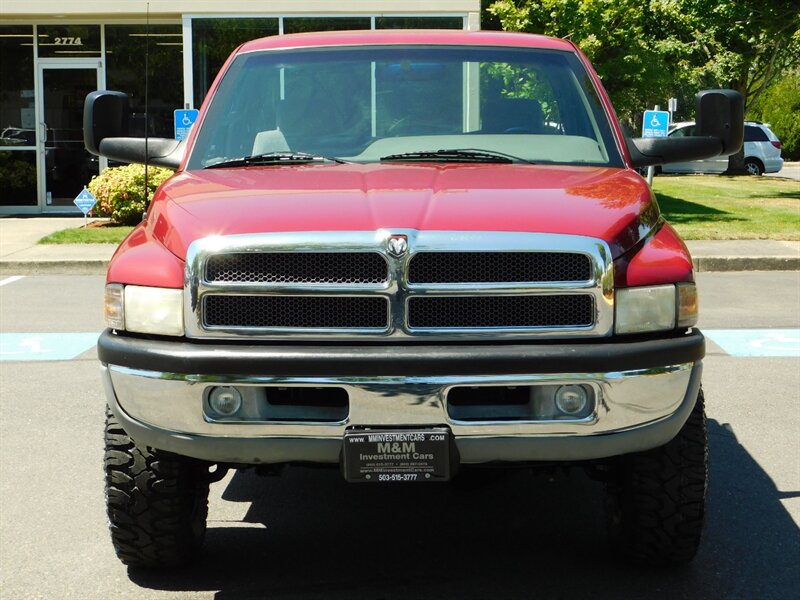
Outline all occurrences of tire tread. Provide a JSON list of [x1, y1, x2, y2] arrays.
[[608, 388, 708, 566], [104, 408, 210, 568]]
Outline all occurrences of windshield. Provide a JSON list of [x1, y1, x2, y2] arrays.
[[188, 45, 623, 170]]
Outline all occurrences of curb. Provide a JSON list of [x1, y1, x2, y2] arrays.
[[1, 257, 798, 276], [693, 257, 800, 272], [0, 260, 109, 276]]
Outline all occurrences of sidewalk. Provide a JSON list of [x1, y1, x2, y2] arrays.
[[0, 217, 116, 275], [0, 216, 798, 275]]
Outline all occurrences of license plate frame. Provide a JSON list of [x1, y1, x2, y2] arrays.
[[342, 427, 452, 483]]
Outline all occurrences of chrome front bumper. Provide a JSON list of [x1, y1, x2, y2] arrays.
[[102, 360, 703, 464]]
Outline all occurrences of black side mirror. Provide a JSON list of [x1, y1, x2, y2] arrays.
[[83, 89, 184, 169], [84, 90, 130, 156], [696, 89, 744, 155], [627, 89, 744, 168]]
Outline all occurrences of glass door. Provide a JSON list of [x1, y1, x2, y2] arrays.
[[37, 61, 101, 210]]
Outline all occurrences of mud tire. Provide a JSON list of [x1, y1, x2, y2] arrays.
[[607, 388, 708, 566], [104, 408, 210, 568]]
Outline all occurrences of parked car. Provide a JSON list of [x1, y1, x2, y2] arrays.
[[84, 30, 743, 569], [662, 121, 783, 175]]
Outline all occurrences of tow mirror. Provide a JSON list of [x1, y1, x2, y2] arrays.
[[695, 89, 744, 155], [627, 89, 744, 168], [84, 90, 130, 156], [83, 90, 184, 169]]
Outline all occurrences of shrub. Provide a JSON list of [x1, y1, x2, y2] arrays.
[[750, 70, 800, 160], [88, 164, 174, 225]]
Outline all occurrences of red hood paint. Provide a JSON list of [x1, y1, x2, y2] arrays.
[[147, 163, 657, 262]]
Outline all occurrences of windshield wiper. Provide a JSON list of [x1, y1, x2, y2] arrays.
[[380, 148, 530, 164], [204, 151, 349, 169]]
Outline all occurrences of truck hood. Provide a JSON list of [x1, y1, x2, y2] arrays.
[[150, 163, 657, 261]]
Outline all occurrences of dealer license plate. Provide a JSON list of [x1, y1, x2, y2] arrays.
[[343, 427, 451, 483]]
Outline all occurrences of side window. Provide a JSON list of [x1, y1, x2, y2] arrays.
[[744, 126, 768, 142], [670, 126, 695, 138]]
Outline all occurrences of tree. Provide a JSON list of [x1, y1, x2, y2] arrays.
[[750, 68, 800, 159], [668, 1, 800, 114], [488, 0, 681, 127], [663, 0, 800, 171], [487, 0, 800, 143]]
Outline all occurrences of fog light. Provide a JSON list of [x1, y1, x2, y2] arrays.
[[208, 387, 242, 416], [555, 385, 589, 415]]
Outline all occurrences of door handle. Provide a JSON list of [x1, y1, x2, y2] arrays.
[[40, 122, 48, 144]]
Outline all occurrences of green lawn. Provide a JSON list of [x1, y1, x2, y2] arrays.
[[38, 225, 134, 244], [654, 175, 800, 240]]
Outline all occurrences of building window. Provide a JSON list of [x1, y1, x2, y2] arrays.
[[0, 150, 37, 207], [0, 25, 37, 206], [37, 24, 101, 58], [283, 17, 371, 34], [192, 18, 279, 107], [375, 16, 465, 29], [105, 25, 183, 138]]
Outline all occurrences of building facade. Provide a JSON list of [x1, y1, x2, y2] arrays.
[[0, 1, 481, 214]]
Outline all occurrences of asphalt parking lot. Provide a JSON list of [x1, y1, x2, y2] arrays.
[[1, 271, 798, 599]]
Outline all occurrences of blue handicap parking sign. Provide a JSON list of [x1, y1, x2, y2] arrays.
[[73, 187, 97, 215], [642, 110, 670, 138], [174, 109, 199, 141]]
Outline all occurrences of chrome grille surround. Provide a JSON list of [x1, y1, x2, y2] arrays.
[[184, 230, 614, 340]]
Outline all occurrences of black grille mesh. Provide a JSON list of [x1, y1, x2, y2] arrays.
[[204, 296, 388, 329], [408, 295, 594, 329], [205, 252, 388, 284], [408, 252, 591, 283]]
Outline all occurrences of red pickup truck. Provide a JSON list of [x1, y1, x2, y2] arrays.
[[85, 30, 743, 569]]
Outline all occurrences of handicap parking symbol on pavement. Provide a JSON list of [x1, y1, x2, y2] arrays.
[[0, 333, 100, 361], [704, 329, 800, 357]]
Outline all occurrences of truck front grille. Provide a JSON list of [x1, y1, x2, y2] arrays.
[[204, 295, 388, 329], [407, 295, 594, 329], [206, 252, 388, 284], [409, 252, 591, 283], [185, 231, 613, 340]]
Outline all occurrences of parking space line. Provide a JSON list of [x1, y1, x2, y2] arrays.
[[0, 276, 25, 287]]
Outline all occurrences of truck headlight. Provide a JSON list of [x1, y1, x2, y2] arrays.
[[104, 284, 184, 336], [615, 283, 698, 334]]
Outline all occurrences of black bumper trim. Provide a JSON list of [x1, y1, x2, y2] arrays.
[[98, 329, 704, 377]]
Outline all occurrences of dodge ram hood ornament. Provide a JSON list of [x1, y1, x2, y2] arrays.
[[387, 234, 408, 257]]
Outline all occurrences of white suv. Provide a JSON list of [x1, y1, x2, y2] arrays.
[[661, 121, 783, 175]]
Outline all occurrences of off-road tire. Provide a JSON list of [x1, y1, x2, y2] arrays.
[[104, 408, 210, 568], [607, 387, 707, 566]]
